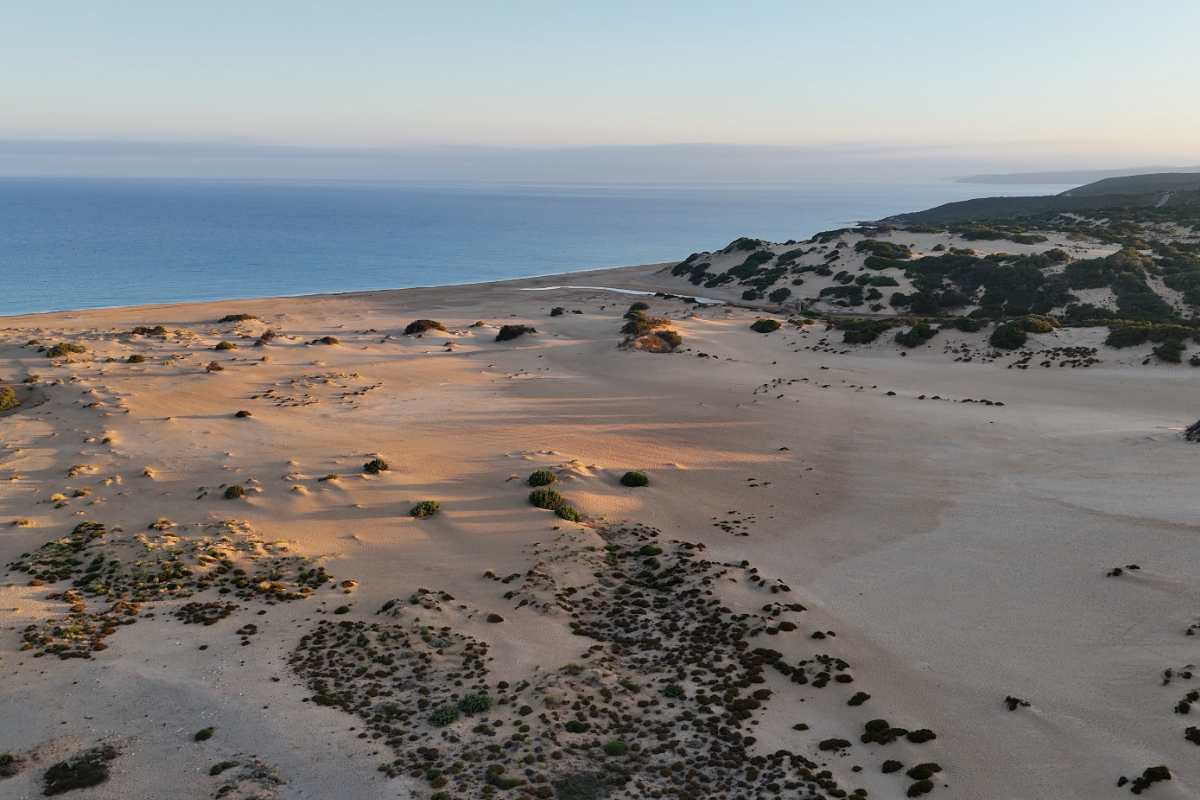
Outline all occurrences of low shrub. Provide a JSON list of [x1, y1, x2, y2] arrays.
[[555, 505, 581, 522], [855, 240, 912, 260], [944, 317, 984, 332], [404, 319, 446, 335], [603, 740, 628, 757], [46, 342, 86, 358], [218, 314, 257, 323], [0, 386, 17, 412], [126, 354, 146, 363], [750, 319, 782, 333], [234, 410, 252, 418], [625, 302, 650, 316], [527, 469, 556, 487], [205, 361, 224, 372], [894, 322, 938, 348], [43, 745, 118, 796], [312, 336, 339, 345], [550, 307, 565, 316], [213, 340, 237, 350], [458, 693, 492, 714], [529, 488, 566, 510], [1153, 339, 1185, 363], [429, 706, 460, 727], [410, 500, 440, 518], [130, 325, 167, 336], [224, 485, 245, 500], [496, 325, 535, 342], [194, 727, 214, 742], [989, 323, 1027, 350], [768, 287, 792, 303], [363, 458, 389, 474], [620, 470, 649, 487]]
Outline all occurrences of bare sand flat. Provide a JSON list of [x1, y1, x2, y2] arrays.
[[1, 264, 1197, 799]]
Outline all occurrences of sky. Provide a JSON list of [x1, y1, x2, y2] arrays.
[[3, 1, 1199, 181]]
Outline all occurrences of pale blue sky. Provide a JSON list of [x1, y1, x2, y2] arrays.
[[2, 2, 1198, 177]]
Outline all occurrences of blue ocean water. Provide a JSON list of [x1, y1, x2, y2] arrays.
[[0, 178, 1068, 316]]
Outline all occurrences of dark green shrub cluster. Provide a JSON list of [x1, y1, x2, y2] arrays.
[[750, 319, 782, 333], [429, 705, 460, 726], [0, 386, 17, 412], [1154, 339, 1185, 363], [495, 325, 536, 342], [410, 500, 440, 518], [767, 287, 792, 303], [458, 693, 492, 714], [894, 322, 938, 348], [218, 314, 257, 323], [224, 485, 245, 500], [1105, 323, 1198, 348], [854, 240, 912, 260], [43, 745, 118, 796], [989, 323, 1027, 350], [404, 319, 447, 335], [556, 506, 581, 522], [363, 458, 389, 474], [818, 285, 865, 306], [130, 325, 167, 336], [527, 469, 556, 487], [620, 470, 649, 487], [837, 319, 898, 344], [529, 487, 566, 510], [126, 354, 146, 364], [46, 342, 86, 358], [943, 317, 985, 332], [214, 340, 237, 351]]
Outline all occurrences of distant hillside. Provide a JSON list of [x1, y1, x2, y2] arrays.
[[1060, 172, 1200, 196], [958, 166, 1199, 185], [890, 172, 1200, 224]]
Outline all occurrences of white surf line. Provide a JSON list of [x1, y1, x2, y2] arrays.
[[519, 285, 724, 304]]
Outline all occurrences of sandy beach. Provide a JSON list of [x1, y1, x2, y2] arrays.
[[2, 253, 1198, 799]]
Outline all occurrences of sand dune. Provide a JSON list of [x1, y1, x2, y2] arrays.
[[1, 264, 1197, 799]]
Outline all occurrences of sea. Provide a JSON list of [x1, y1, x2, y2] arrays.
[[0, 178, 1070, 316]]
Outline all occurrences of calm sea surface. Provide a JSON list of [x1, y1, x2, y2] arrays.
[[0, 178, 1068, 316]]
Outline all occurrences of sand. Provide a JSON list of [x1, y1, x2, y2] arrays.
[[1, 259, 1197, 799]]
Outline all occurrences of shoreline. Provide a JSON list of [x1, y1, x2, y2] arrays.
[[0, 262, 675, 323]]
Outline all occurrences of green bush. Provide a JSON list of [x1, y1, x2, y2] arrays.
[[989, 323, 1027, 350], [410, 500, 440, 518], [130, 325, 167, 336], [47, 342, 86, 358], [126, 354, 146, 363], [457, 693, 492, 714], [495, 325, 536, 342], [429, 706, 460, 726], [750, 319, 782, 333], [602, 740, 628, 757], [529, 488, 566, 510], [42, 746, 118, 796], [363, 458, 390, 474], [0, 386, 17, 412], [218, 314, 257, 323], [213, 340, 237, 350], [527, 469, 556, 487], [894, 322, 938, 348], [404, 319, 446, 335], [620, 470, 649, 487], [555, 505, 581, 522], [855, 240, 912, 260], [224, 485, 245, 500], [1153, 339, 1185, 363], [768, 287, 792, 303]]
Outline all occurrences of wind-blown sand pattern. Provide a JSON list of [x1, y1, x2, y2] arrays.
[[2, 231, 1200, 797]]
